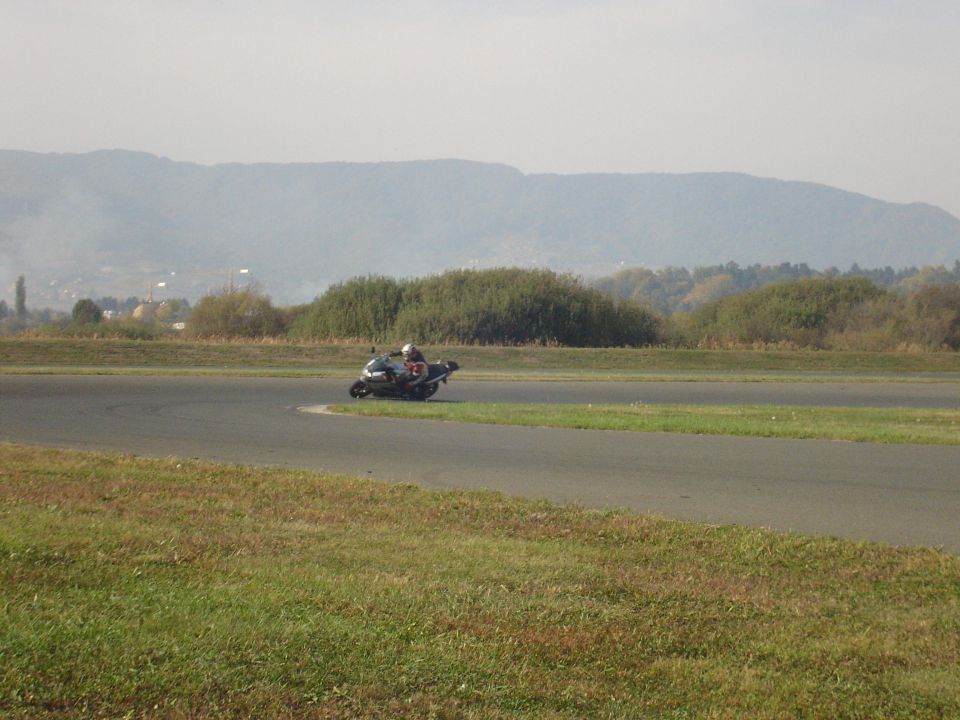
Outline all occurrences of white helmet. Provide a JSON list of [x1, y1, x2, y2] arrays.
[[401, 343, 417, 360]]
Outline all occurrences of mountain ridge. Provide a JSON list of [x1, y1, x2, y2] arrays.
[[1, 149, 958, 308]]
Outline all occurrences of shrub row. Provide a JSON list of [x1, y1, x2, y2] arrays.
[[288, 269, 661, 346], [46, 269, 960, 350], [672, 279, 960, 350]]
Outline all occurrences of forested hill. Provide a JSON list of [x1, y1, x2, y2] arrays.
[[2, 149, 959, 307]]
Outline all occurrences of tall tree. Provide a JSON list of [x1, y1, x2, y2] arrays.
[[15, 275, 26, 319]]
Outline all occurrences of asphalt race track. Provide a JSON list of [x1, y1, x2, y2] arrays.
[[2, 375, 959, 552]]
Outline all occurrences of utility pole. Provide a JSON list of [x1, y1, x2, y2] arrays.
[[227, 268, 249, 293], [147, 281, 166, 303]]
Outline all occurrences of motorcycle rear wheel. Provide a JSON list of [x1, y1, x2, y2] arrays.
[[415, 383, 439, 400], [349, 380, 373, 398]]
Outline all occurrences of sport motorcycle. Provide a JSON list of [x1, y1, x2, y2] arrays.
[[348, 350, 459, 401]]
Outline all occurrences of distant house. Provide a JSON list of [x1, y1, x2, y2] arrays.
[[132, 301, 165, 322]]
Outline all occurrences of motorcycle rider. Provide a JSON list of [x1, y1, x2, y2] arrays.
[[390, 343, 428, 391]]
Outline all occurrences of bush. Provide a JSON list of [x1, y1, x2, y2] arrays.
[[71, 299, 103, 325], [187, 291, 282, 338], [289, 276, 404, 341], [902, 284, 960, 349], [823, 296, 906, 351], [291, 269, 663, 347], [681, 277, 888, 347]]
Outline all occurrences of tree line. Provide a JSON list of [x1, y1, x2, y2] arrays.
[[5, 265, 960, 350], [0, 277, 192, 339], [592, 261, 960, 314], [182, 268, 960, 351]]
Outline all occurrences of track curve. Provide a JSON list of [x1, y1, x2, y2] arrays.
[[2, 375, 959, 552]]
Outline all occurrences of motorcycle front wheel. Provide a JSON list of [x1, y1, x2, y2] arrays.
[[349, 380, 373, 398]]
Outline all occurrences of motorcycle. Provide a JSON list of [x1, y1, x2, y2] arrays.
[[348, 350, 460, 401]]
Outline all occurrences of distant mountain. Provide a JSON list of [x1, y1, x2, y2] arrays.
[[2, 149, 959, 308]]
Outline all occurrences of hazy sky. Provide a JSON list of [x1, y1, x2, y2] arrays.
[[5, 0, 960, 216]]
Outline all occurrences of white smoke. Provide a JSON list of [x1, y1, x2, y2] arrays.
[[0, 178, 117, 308]]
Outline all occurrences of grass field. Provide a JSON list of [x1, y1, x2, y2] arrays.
[[330, 402, 960, 445], [2, 444, 959, 718], [3, 337, 960, 379]]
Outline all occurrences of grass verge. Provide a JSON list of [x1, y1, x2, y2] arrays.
[[3, 338, 960, 380], [2, 444, 959, 718], [330, 402, 960, 445]]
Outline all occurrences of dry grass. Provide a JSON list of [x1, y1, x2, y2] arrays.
[[3, 337, 960, 378]]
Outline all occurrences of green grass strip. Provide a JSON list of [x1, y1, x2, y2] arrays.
[[331, 402, 960, 445], [4, 338, 960, 376], [2, 443, 959, 718]]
